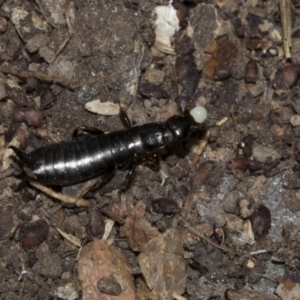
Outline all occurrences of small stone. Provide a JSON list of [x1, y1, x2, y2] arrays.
[[55, 282, 79, 300], [214, 213, 227, 227], [138, 228, 186, 298], [0, 83, 7, 100], [291, 38, 300, 63], [193, 223, 214, 237], [97, 276, 122, 295], [52, 58, 75, 79], [120, 202, 159, 252], [39, 45, 55, 63], [252, 145, 281, 163], [290, 115, 300, 127], [283, 189, 300, 213], [225, 214, 243, 232], [19, 219, 49, 249], [249, 80, 265, 97], [143, 68, 165, 85], [26, 33, 50, 52], [35, 0, 69, 27], [77, 239, 135, 299], [33, 244, 63, 278], [0, 16, 8, 32], [270, 124, 284, 136], [240, 199, 253, 218], [223, 192, 239, 214], [0, 205, 18, 240]]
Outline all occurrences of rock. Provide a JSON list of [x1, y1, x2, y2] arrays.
[[252, 145, 281, 163], [77, 239, 135, 300]]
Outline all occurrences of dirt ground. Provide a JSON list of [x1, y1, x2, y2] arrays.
[[1, 0, 300, 299]]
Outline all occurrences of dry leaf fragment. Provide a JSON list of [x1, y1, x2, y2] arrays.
[[279, 0, 292, 59]]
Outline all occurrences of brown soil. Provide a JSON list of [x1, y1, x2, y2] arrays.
[[0, 1, 300, 299]]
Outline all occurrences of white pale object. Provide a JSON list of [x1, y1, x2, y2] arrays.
[[189, 106, 207, 124], [152, 2, 180, 54], [85, 100, 120, 116]]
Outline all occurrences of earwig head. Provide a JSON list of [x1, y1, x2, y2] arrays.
[[166, 115, 192, 141], [165, 106, 207, 141]]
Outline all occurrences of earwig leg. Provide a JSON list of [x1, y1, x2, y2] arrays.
[[144, 154, 160, 172], [119, 108, 131, 129], [23, 166, 38, 180], [118, 162, 137, 195], [79, 167, 116, 197], [118, 158, 132, 172], [72, 126, 105, 139]]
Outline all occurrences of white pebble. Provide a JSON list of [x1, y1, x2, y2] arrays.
[[290, 115, 300, 127], [252, 145, 281, 163]]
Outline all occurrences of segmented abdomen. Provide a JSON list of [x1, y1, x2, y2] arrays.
[[26, 125, 165, 185]]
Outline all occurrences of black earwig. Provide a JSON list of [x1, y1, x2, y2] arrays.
[[10, 106, 207, 188]]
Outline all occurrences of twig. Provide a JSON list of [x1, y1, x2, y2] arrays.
[[191, 131, 210, 168], [0, 65, 74, 87], [254, 274, 277, 283], [279, 0, 292, 59], [181, 132, 209, 220], [29, 180, 91, 207], [179, 217, 243, 257], [0, 65, 134, 89], [53, 0, 74, 59]]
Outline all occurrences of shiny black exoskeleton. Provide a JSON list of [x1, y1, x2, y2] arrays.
[[10, 107, 206, 186]]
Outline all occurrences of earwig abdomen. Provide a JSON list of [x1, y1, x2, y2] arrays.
[[11, 107, 207, 186]]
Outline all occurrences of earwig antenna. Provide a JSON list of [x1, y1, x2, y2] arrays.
[[9, 146, 29, 163]]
